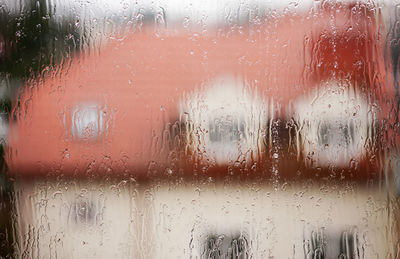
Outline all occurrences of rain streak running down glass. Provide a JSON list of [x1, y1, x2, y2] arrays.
[[0, 0, 399, 258]]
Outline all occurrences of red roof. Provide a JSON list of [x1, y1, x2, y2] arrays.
[[6, 3, 389, 181]]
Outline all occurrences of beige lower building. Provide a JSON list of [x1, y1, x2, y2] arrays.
[[13, 178, 399, 258]]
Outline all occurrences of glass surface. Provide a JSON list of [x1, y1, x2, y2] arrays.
[[0, 0, 399, 258]]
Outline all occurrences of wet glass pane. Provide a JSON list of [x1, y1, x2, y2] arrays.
[[0, 0, 399, 258]]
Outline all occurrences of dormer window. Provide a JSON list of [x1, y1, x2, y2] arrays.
[[179, 76, 266, 165], [294, 81, 372, 167]]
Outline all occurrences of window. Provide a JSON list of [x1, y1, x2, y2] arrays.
[[294, 81, 372, 167], [71, 104, 106, 141], [179, 76, 266, 165]]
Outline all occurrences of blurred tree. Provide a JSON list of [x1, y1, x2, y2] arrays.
[[0, 1, 80, 257], [0, 0, 80, 78]]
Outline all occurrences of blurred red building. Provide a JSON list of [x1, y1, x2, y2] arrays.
[[6, 2, 399, 258]]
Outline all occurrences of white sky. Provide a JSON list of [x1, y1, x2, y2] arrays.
[[3, 0, 395, 26]]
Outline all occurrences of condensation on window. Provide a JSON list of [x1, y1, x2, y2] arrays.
[[0, 0, 399, 258]]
